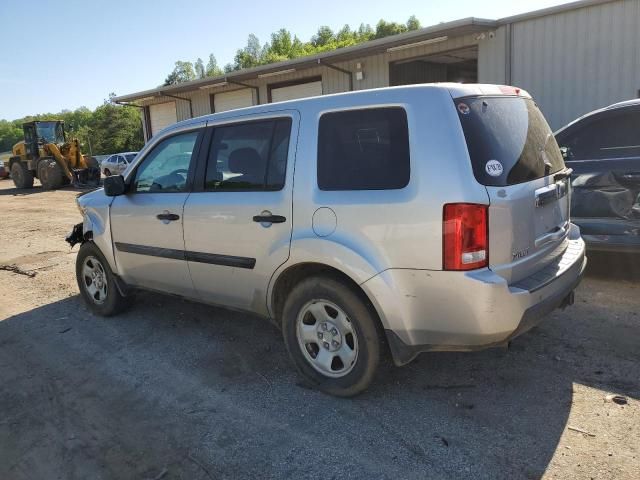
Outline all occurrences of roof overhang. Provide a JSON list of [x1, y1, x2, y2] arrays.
[[113, 17, 496, 103]]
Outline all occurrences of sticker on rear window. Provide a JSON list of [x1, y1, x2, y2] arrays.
[[457, 103, 470, 115], [485, 159, 503, 177]]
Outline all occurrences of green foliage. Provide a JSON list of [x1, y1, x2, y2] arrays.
[[0, 96, 143, 156], [406, 15, 421, 31], [194, 58, 205, 79], [164, 60, 197, 85], [205, 54, 224, 77], [0, 120, 24, 152], [163, 15, 421, 83]]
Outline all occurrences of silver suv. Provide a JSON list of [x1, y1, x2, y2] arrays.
[[68, 84, 586, 396]]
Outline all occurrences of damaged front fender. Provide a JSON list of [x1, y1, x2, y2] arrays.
[[65, 223, 84, 248]]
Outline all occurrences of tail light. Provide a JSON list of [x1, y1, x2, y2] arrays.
[[443, 203, 488, 271]]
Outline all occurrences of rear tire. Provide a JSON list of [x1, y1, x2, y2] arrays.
[[281, 275, 382, 397], [104, 168, 111, 176], [10, 161, 34, 189], [38, 159, 65, 190], [76, 242, 132, 316]]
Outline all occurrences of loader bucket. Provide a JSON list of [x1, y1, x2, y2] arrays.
[[73, 167, 101, 187]]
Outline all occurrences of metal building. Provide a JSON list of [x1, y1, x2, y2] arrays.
[[113, 0, 640, 140]]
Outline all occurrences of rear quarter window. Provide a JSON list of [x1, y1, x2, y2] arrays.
[[456, 96, 565, 186], [317, 107, 410, 191]]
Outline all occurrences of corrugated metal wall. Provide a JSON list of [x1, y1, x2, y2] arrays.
[[508, 0, 640, 129], [334, 32, 479, 91], [477, 26, 507, 84]]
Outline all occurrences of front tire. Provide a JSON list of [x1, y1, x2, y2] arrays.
[[76, 242, 132, 316], [38, 158, 65, 190], [282, 275, 382, 397], [10, 161, 34, 189]]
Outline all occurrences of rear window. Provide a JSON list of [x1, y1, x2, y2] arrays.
[[456, 96, 564, 186]]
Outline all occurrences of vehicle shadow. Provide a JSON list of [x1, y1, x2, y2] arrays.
[[0, 287, 637, 479], [0, 185, 45, 196], [0, 184, 95, 196]]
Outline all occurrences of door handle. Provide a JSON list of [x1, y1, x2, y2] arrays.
[[535, 222, 569, 248], [253, 214, 286, 224], [156, 211, 180, 222]]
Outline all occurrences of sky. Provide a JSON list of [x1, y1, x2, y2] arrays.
[[0, 0, 569, 120]]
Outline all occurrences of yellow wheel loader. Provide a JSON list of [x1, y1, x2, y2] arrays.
[[8, 120, 100, 190]]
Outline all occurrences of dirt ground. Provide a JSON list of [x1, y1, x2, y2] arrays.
[[0, 178, 638, 480]]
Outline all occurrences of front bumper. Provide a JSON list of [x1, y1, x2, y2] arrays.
[[362, 229, 586, 366]]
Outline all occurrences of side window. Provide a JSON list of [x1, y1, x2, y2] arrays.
[[117, 156, 126, 165], [317, 107, 410, 190], [561, 110, 640, 160], [133, 130, 199, 193], [204, 118, 292, 191]]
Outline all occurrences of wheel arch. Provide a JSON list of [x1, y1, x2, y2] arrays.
[[269, 261, 390, 334], [81, 206, 118, 274]]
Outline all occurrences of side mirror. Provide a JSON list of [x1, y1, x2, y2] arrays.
[[104, 175, 126, 196]]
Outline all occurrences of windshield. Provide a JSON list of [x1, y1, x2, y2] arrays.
[[455, 96, 565, 186], [36, 122, 65, 144]]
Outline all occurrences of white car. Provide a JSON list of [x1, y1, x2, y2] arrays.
[[101, 152, 138, 176]]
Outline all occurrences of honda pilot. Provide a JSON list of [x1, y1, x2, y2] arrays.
[[68, 84, 586, 396]]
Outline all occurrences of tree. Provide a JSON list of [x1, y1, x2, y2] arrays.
[[406, 15, 421, 31], [194, 58, 205, 79], [163, 61, 196, 85], [374, 19, 408, 39], [206, 54, 224, 77], [336, 25, 353, 42], [90, 100, 143, 154], [312, 26, 335, 47], [0, 120, 23, 152], [357, 23, 374, 41], [231, 34, 263, 70]]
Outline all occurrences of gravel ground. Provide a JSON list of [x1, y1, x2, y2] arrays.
[[0, 178, 638, 480]]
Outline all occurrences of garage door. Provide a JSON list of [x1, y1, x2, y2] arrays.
[[213, 89, 254, 112], [149, 102, 177, 136], [270, 80, 323, 103]]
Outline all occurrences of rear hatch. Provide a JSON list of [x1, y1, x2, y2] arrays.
[[454, 90, 571, 284]]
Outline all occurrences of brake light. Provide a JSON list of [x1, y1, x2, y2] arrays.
[[498, 85, 521, 96], [443, 203, 488, 271]]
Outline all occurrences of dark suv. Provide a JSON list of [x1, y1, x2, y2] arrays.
[[555, 100, 640, 253]]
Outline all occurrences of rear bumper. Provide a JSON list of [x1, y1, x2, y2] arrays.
[[362, 226, 586, 365]]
